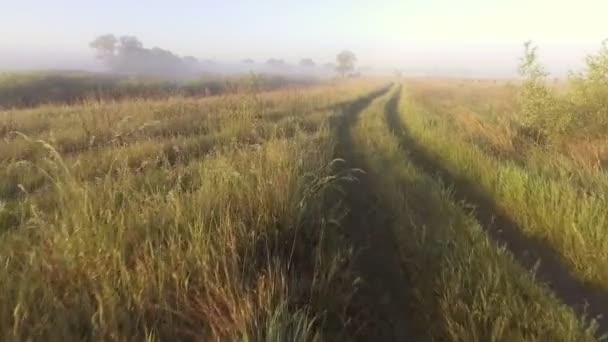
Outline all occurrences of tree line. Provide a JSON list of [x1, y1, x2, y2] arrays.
[[90, 34, 358, 77]]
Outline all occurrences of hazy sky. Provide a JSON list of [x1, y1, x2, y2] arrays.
[[1, 0, 607, 75]]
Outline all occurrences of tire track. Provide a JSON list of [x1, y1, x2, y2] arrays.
[[331, 84, 420, 341], [385, 87, 608, 337]]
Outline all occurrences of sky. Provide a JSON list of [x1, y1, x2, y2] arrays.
[[1, 0, 607, 76]]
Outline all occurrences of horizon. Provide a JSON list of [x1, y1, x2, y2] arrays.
[[1, 0, 607, 77]]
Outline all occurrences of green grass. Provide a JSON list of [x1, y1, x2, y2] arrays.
[[0, 71, 302, 109], [404, 79, 608, 193], [0, 80, 387, 340], [400, 82, 608, 296], [2, 76, 607, 341], [349, 87, 598, 341]]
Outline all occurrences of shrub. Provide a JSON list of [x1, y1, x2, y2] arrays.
[[517, 42, 573, 142], [518, 40, 608, 142], [569, 40, 608, 135]]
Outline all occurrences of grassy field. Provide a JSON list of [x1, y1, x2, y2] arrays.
[[0, 79, 386, 340], [2, 72, 608, 340], [0, 71, 300, 109], [402, 78, 608, 292], [350, 86, 598, 341]]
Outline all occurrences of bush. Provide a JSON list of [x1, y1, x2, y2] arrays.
[[517, 42, 573, 142], [569, 40, 608, 135], [518, 40, 608, 142]]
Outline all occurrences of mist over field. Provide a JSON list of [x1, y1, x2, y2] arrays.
[[0, 41, 599, 78], [3, 1, 608, 341], [2, 1, 606, 78]]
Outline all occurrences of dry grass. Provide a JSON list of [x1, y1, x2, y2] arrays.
[[349, 86, 598, 341], [401, 79, 608, 299], [0, 79, 387, 340], [405, 78, 608, 185], [3, 76, 605, 341]]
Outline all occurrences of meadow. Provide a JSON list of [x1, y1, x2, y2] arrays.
[[2, 43, 608, 341], [0, 71, 299, 109]]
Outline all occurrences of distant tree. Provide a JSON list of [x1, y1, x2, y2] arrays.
[[266, 58, 285, 67], [117, 36, 143, 54], [242, 58, 255, 64], [89, 34, 118, 60], [89, 34, 199, 76], [183, 56, 199, 64], [336, 50, 357, 77], [299, 58, 315, 67]]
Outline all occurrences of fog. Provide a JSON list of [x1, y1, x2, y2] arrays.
[[0, 35, 347, 80], [1, 39, 599, 79], [2, 0, 606, 78]]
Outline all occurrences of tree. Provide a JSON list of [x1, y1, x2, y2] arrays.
[[568, 39, 608, 134], [89, 34, 117, 60], [89, 34, 199, 76], [242, 58, 255, 64], [183, 56, 199, 65], [336, 50, 356, 77], [266, 58, 285, 67], [517, 41, 568, 140], [299, 58, 315, 67], [117, 36, 143, 54]]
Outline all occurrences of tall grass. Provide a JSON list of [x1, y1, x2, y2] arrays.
[[0, 71, 303, 109], [6, 74, 602, 340], [405, 78, 608, 191], [399, 84, 608, 292], [0, 81, 386, 340], [350, 87, 598, 341], [0, 80, 383, 200]]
